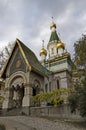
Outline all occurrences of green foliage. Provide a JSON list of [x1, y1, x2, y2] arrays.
[[74, 34, 86, 70], [69, 34, 86, 117], [78, 77, 86, 117], [68, 77, 86, 117], [68, 83, 81, 113], [33, 88, 68, 106]]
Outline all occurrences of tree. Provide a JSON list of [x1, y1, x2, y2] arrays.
[[68, 77, 86, 117], [74, 34, 86, 72], [68, 34, 86, 117], [0, 42, 14, 70], [78, 77, 86, 117]]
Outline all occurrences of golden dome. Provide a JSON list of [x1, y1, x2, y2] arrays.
[[50, 22, 56, 29], [40, 48, 47, 56], [66, 51, 70, 56], [56, 41, 65, 49]]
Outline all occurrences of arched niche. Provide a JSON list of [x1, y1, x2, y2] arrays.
[[7, 71, 27, 108], [8, 71, 27, 87], [32, 79, 41, 96]]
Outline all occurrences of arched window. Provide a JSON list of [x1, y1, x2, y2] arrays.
[[49, 82, 51, 92], [32, 87, 36, 96], [51, 48, 54, 54], [57, 48, 58, 54], [57, 79, 60, 89], [32, 80, 40, 96]]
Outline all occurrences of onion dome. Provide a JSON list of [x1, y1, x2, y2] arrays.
[[56, 41, 65, 49], [40, 48, 47, 56], [40, 40, 47, 56], [50, 17, 56, 29], [50, 22, 56, 29], [66, 51, 70, 56]]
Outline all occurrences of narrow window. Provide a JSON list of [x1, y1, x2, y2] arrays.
[[33, 88, 36, 96], [51, 48, 54, 54], [57, 79, 60, 89], [57, 48, 58, 53]]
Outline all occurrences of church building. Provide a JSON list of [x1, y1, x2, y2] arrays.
[[0, 20, 72, 112]]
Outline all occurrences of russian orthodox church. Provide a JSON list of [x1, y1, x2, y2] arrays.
[[0, 20, 72, 112]]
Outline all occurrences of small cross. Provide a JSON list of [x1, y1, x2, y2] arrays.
[[42, 40, 44, 48], [52, 16, 54, 22]]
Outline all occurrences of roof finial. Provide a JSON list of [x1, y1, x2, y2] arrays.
[[42, 40, 44, 48], [50, 16, 56, 29], [52, 16, 54, 22]]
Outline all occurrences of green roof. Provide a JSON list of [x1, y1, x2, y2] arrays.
[[49, 30, 59, 42], [1, 39, 51, 78], [17, 39, 51, 76]]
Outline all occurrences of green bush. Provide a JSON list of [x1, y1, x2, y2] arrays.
[[33, 88, 68, 106]]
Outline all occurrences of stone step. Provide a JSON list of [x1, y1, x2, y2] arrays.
[[5, 108, 22, 116]]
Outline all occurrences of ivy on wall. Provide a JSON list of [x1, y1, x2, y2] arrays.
[[33, 88, 68, 106]]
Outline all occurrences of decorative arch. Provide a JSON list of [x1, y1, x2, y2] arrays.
[[32, 79, 41, 96], [8, 71, 27, 88], [6, 71, 27, 108]]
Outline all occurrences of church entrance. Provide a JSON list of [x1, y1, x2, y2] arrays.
[[9, 76, 25, 108], [11, 84, 24, 108]]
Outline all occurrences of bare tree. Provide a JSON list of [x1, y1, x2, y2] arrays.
[[0, 42, 14, 70]]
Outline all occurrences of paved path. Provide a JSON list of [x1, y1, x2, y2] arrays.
[[0, 117, 34, 130], [0, 116, 85, 130]]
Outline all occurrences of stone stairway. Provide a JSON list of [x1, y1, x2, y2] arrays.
[[2, 108, 23, 116]]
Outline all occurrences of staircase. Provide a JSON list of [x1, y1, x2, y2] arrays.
[[2, 108, 23, 116]]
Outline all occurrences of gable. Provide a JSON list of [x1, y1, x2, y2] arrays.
[[6, 47, 26, 77], [1, 40, 31, 78], [1, 38, 50, 79]]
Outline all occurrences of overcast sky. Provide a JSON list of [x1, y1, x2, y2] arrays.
[[0, 0, 86, 59]]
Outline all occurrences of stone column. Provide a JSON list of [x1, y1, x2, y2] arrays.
[[2, 88, 10, 109], [22, 83, 31, 107]]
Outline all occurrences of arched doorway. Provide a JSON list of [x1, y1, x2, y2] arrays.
[[9, 76, 25, 108], [32, 80, 40, 106]]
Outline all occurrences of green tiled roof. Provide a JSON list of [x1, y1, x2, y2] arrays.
[[1, 39, 51, 78], [49, 30, 59, 42], [17, 39, 51, 76]]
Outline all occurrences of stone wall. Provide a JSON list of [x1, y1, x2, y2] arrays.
[[29, 104, 82, 120]]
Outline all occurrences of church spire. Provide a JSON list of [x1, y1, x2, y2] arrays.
[[50, 17, 56, 29], [49, 17, 59, 43]]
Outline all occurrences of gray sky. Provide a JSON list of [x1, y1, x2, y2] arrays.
[[0, 0, 86, 59]]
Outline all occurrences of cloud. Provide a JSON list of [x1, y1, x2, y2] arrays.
[[0, 0, 86, 59]]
